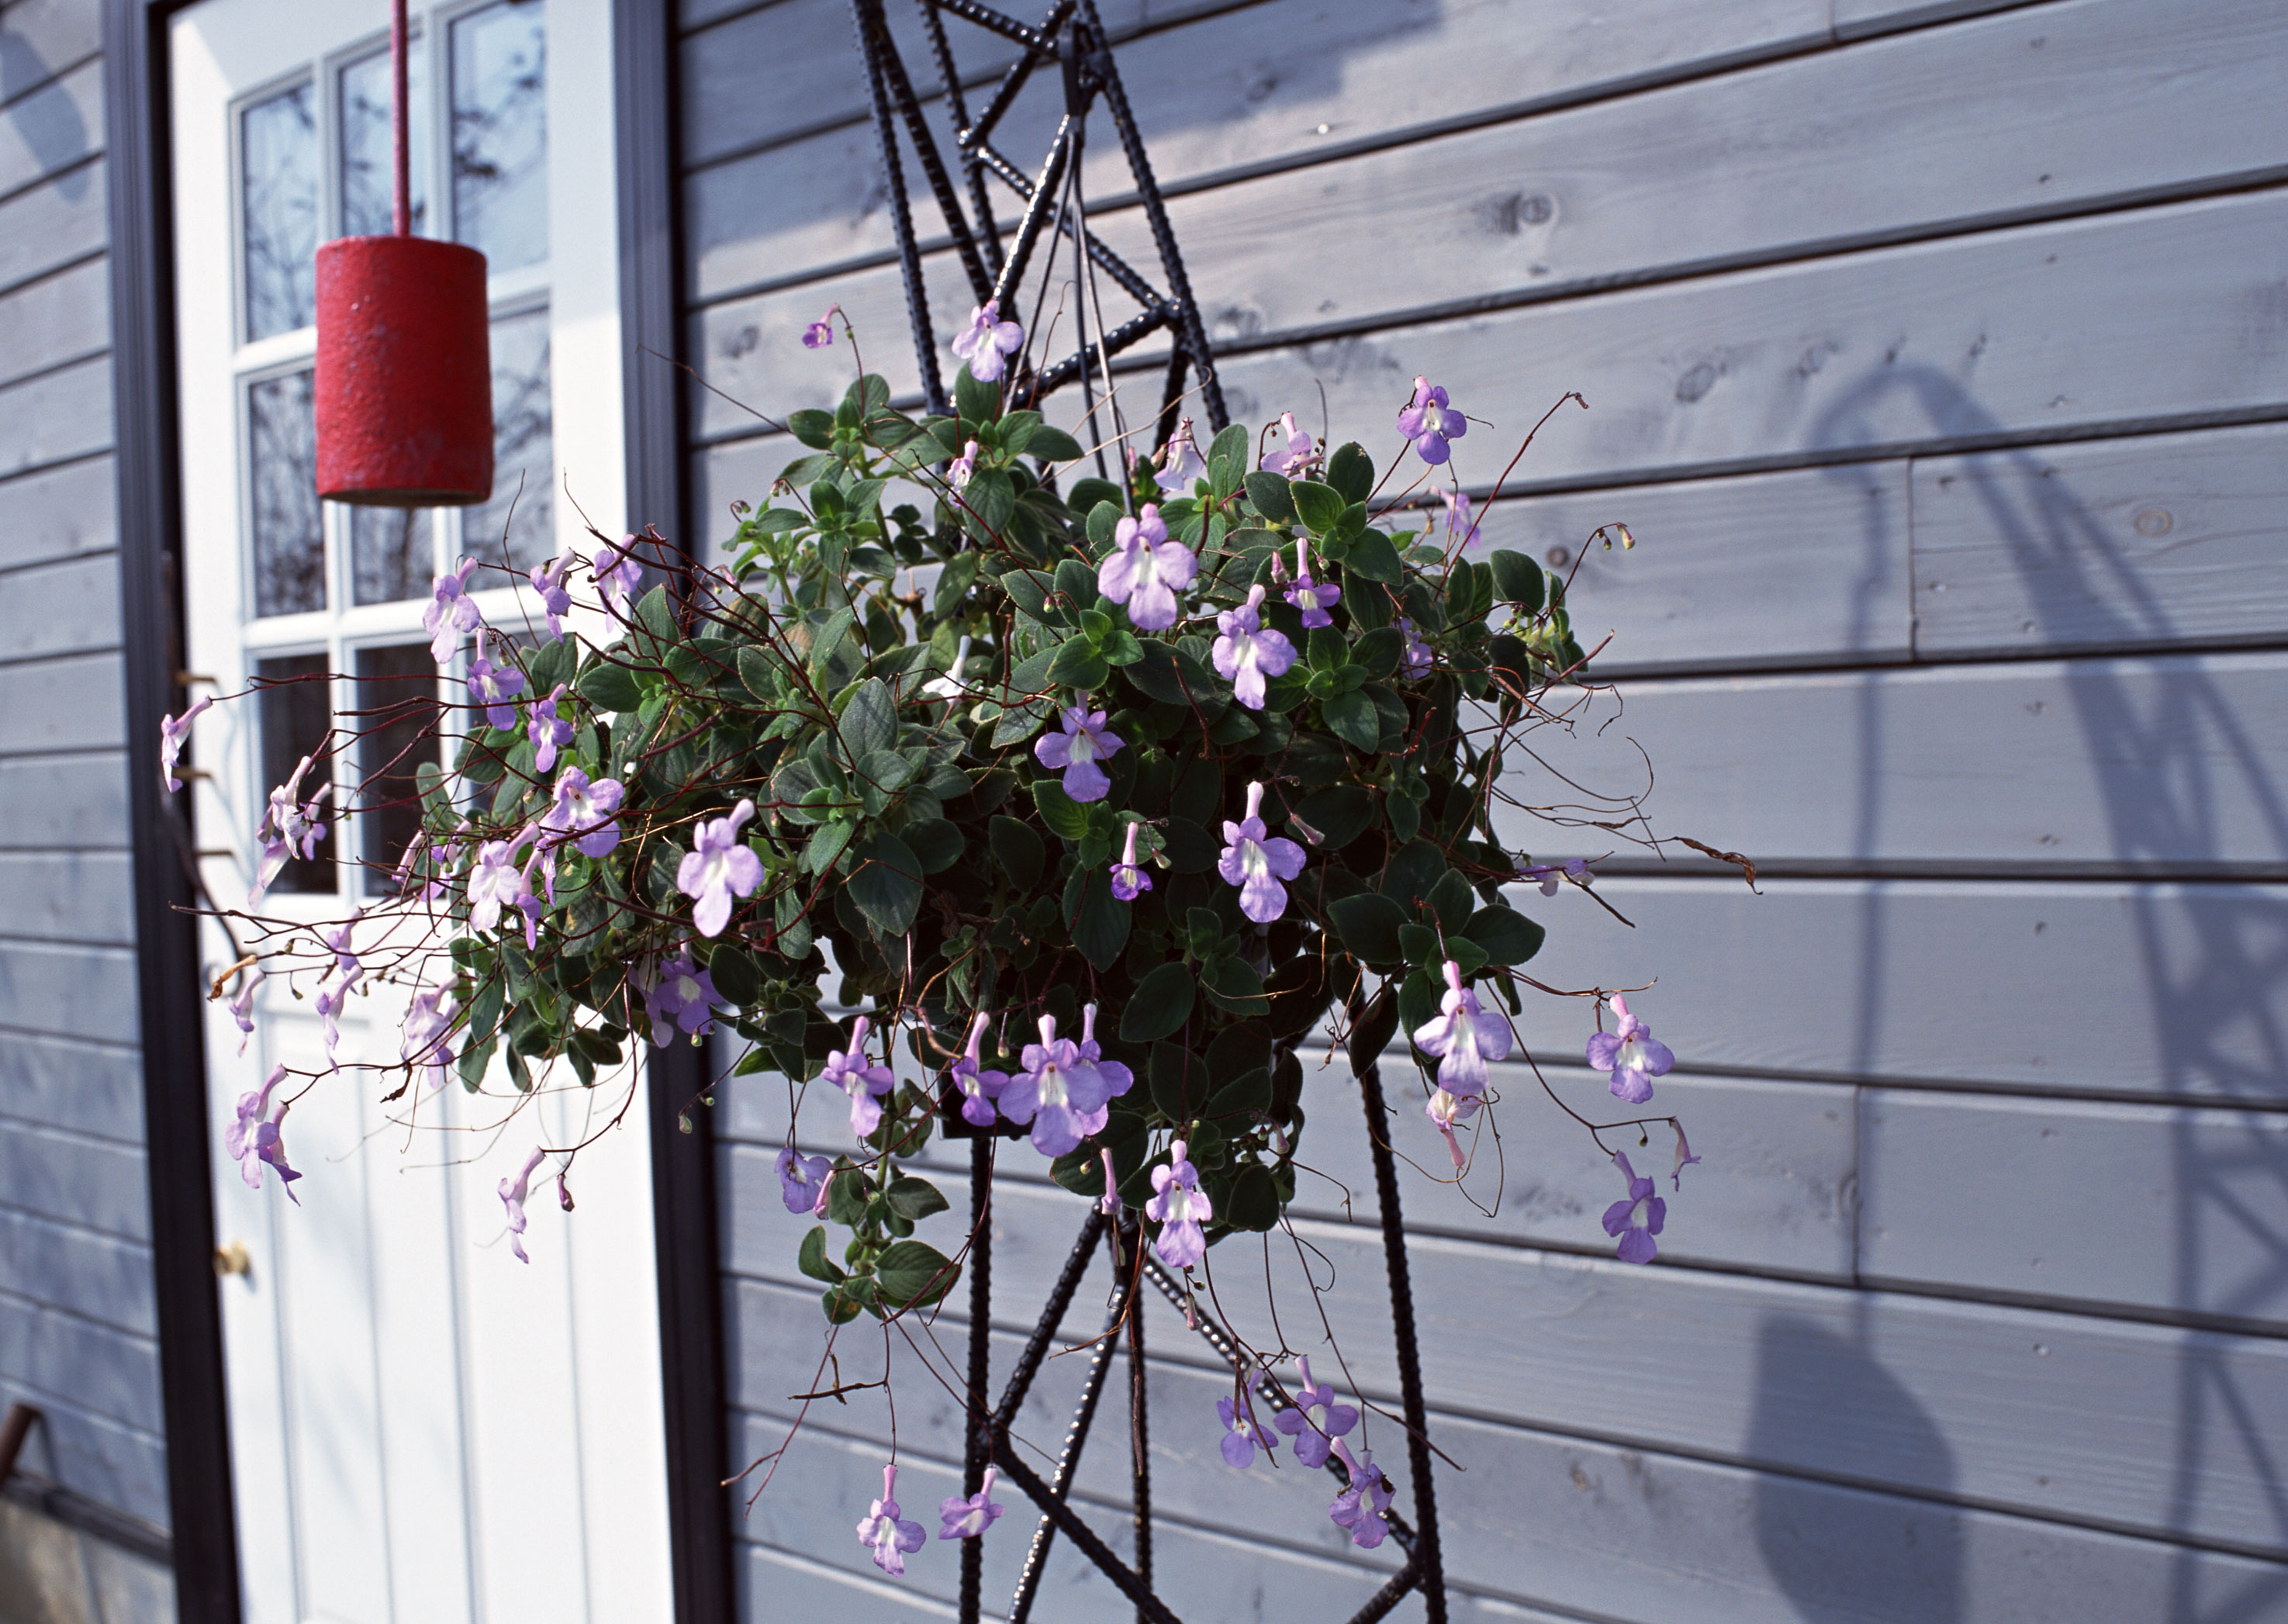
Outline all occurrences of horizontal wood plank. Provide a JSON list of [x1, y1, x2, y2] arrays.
[[0, 1028, 141, 1142], [0, 849, 130, 944], [0, 0, 105, 94], [0, 54, 100, 201], [1506, 651, 2288, 874], [0, 251, 105, 389], [0, 152, 103, 298], [0, 1120, 147, 1239], [1911, 420, 2288, 658], [0, 553, 118, 665], [0, 454, 115, 571], [0, 753, 127, 849], [0, 1207, 154, 1337], [0, 354, 112, 479], [1834, 0, 2047, 42], [0, 650, 124, 755], [0, 1289, 161, 1436], [0, 1374, 167, 1529], [0, 938, 140, 1043]]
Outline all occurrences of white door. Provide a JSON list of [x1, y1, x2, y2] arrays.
[[168, 4, 672, 1619]]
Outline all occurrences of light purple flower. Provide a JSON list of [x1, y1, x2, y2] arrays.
[[1585, 993, 1675, 1104], [527, 682, 574, 774], [676, 800, 762, 938], [776, 1145, 833, 1216], [1145, 1139, 1212, 1270], [159, 696, 212, 793], [424, 556, 483, 662], [1211, 585, 1298, 710], [1425, 1084, 1481, 1171], [596, 535, 645, 610], [229, 968, 263, 1057], [857, 1463, 928, 1576], [466, 834, 536, 936], [467, 638, 527, 729], [1216, 781, 1306, 926], [1397, 375, 1466, 465], [947, 1011, 1007, 1129], [1032, 706, 1125, 803], [225, 1063, 302, 1201], [541, 766, 624, 859], [1522, 857, 1590, 897], [645, 953, 719, 1047], [402, 985, 459, 1092], [313, 911, 363, 1066], [251, 755, 327, 904], [1218, 1384, 1279, 1468], [820, 1014, 898, 1140], [1398, 617, 1433, 677], [1259, 411, 1314, 479], [499, 1145, 547, 1263], [1096, 504, 1196, 632], [997, 1014, 1118, 1158], [1671, 1118, 1702, 1191], [1109, 821, 1152, 901], [1097, 1147, 1122, 1216], [1272, 1355, 1357, 1469], [1283, 538, 1340, 630], [951, 299, 1024, 384], [802, 303, 840, 349], [948, 437, 979, 492], [1073, 1002, 1135, 1140], [530, 551, 575, 641], [1411, 960, 1512, 1100], [1327, 1437, 1393, 1549], [938, 1466, 1004, 1541], [1602, 1151, 1666, 1265], [1441, 487, 1481, 547], [1156, 417, 1205, 489]]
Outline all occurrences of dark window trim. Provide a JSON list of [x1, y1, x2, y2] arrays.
[[106, 2, 240, 1620]]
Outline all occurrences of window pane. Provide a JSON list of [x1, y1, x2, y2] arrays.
[[254, 653, 334, 896], [241, 81, 319, 339], [347, 506, 433, 606], [250, 370, 325, 617], [451, 0, 547, 272], [465, 306, 551, 576], [354, 644, 437, 896], [339, 43, 429, 239]]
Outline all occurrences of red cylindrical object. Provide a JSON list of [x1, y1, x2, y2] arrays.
[[315, 236, 494, 507]]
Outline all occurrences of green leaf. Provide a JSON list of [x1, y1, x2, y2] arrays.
[[904, 818, 965, 875], [1045, 641, 1109, 691], [576, 659, 644, 714], [1159, 816, 1217, 873], [1002, 568, 1055, 620], [1068, 478, 1123, 516], [1345, 530, 1403, 582], [1201, 957, 1268, 1017], [1383, 838, 1447, 900], [932, 551, 983, 616], [1053, 558, 1097, 614], [1462, 905, 1546, 965], [1343, 566, 1392, 629], [1352, 626, 1404, 680], [838, 678, 897, 764], [1322, 689, 1380, 752], [1149, 1041, 1211, 1122], [736, 644, 783, 703], [876, 1239, 958, 1309], [1326, 441, 1374, 503], [953, 362, 1000, 428], [1032, 780, 1090, 840], [1328, 893, 1407, 964], [1488, 549, 1544, 610], [1292, 784, 1374, 849], [1120, 962, 1196, 1042], [788, 409, 836, 450], [1398, 965, 1442, 1038], [708, 944, 762, 1007], [989, 816, 1046, 890], [885, 1175, 949, 1222], [1290, 479, 1346, 534], [848, 833, 924, 936], [1243, 471, 1297, 523], [963, 468, 1017, 537], [1028, 425, 1085, 463], [1225, 1163, 1281, 1232], [797, 1225, 846, 1283], [1428, 869, 1477, 933], [1208, 1066, 1271, 1121], [1063, 868, 1131, 972], [1346, 986, 1399, 1072]]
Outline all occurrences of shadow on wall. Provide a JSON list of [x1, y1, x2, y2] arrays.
[[1, 23, 93, 204]]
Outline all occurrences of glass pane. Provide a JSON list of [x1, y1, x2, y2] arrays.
[[249, 370, 325, 617], [451, 0, 547, 272], [465, 306, 551, 575], [354, 644, 438, 896], [254, 653, 335, 896], [241, 80, 319, 340], [347, 506, 433, 606], [339, 42, 429, 238]]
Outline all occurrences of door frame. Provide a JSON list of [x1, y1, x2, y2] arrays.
[[105, 3, 727, 1619]]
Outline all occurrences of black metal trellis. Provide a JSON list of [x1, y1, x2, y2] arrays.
[[852, 0, 1229, 448]]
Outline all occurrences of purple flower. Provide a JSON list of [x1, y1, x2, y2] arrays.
[[1602, 1151, 1666, 1264], [1097, 1147, 1122, 1216], [402, 985, 459, 1092], [1074, 1003, 1135, 1137], [1032, 706, 1125, 803], [645, 953, 719, 1047], [1397, 375, 1466, 465], [228, 968, 263, 1057], [997, 1014, 1118, 1158], [1327, 1438, 1393, 1549], [1216, 781, 1306, 926], [467, 638, 527, 729], [1259, 411, 1314, 479], [951, 299, 1024, 384], [1425, 1085, 1481, 1170], [1671, 1118, 1702, 1190], [1217, 1384, 1279, 1468], [776, 1145, 833, 1216], [1585, 993, 1675, 1104], [857, 1463, 928, 1576], [1109, 821, 1152, 901], [819, 1014, 897, 1140], [1522, 857, 1591, 897], [1272, 1356, 1357, 1469], [1144, 1139, 1212, 1270], [527, 682, 574, 774], [1096, 504, 1197, 632], [225, 1064, 302, 1201], [596, 535, 645, 610], [313, 912, 363, 1066], [1411, 960, 1512, 1100], [802, 303, 840, 349], [467, 834, 536, 937], [159, 696, 212, 793], [499, 1145, 547, 1263], [947, 1011, 1007, 1129], [1211, 586, 1298, 710], [1441, 488, 1481, 548], [541, 767, 624, 859], [948, 437, 979, 492], [1398, 617, 1433, 677], [938, 1466, 1004, 1541], [676, 800, 762, 937], [424, 556, 483, 662], [1156, 417, 1206, 489], [1283, 539, 1340, 630], [251, 755, 327, 904], [530, 551, 575, 641]]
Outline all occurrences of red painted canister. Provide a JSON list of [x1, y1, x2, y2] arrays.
[[315, 235, 494, 506]]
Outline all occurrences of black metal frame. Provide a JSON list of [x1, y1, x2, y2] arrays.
[[852, 0, 1228, 444]]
